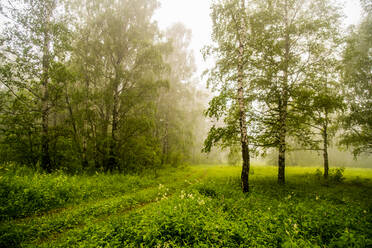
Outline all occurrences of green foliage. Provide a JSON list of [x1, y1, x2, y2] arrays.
[[341, 2, 372, 156], [329, 168, 345, 183], [203, 0, 253, 156], [154, 23, 207, 166], [203, 0, 345, 184], [315, 167, 345, 183], [0, 0, 209, 172], [228, 145, 242, 166]]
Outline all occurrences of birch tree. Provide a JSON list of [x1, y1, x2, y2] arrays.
[[249, 0, 343, 183], [204, 0, 254, 192], [0, 0, 71, 171]]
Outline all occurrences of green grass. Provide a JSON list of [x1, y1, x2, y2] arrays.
[[1, 165, 371, 247]]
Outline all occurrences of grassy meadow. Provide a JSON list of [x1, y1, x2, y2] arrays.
[[0, 164, 371, 247]]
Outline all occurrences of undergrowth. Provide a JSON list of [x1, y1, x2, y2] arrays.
[[1, 165, 371, 247]]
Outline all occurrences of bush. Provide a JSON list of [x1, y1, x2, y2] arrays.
[[315, 168, 322, 180], [314, 168, 345, 183], [329, 168, 345, 183]]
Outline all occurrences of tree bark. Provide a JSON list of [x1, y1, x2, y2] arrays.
[[278, 96, 287, 184], [82, 58, 90, 169], [278, 0, 290, 184], [41, 4, 52, 173], [161, 118, 169, 165], [65, 92, 86, 168], [108, 78, 119, 172], [102, 113, 110, 171], [323, 112, 329, 179], [237, 0, 250, 193], [278, 128, 286, 184]]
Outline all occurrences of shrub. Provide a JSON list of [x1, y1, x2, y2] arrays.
[[315, 168, 322, 180], [329, 168, 345, 183]]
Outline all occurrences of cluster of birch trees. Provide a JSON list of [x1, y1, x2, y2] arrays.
[[0, 0, 207, 172], [204, 0, 372, 192]]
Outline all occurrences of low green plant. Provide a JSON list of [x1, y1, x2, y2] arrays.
[[0, 164, 197, 220], [1, 165, 372, 248], [329, 167, 345, 183]]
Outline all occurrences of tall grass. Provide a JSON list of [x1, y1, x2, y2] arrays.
[[0, 163, 191, 220]]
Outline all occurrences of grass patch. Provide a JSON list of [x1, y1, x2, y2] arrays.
[[1, 165, 372, 247]]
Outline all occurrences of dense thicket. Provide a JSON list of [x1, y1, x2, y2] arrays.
[[0, 0, 371, 186], [341, 1, 372, 156], [0, 0, 210, 173]]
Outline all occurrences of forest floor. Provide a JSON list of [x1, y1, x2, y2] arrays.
[[1, 165, 372, 247]]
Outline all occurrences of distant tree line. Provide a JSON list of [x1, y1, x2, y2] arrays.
[[0, 0, 213, 173], [204, 0, 372, 192]]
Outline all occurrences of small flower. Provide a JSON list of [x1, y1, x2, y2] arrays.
[[316, 195, 319, 200], [293, 223, 299, 234], [180, 190, 185, 199]]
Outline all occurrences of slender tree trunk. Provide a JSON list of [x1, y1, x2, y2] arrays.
[[161, 118, 169, 165], [108, 79, 119, 172], [90, 122, 100, 170], [278, 0, 290, 184], [51, 111, 58, 166], [65, 92, 86, 167], [82, 58, 90, 169], [278, 126, 286, 184], [278, 96, 288, 184], [323, 112, 329, 179], [82, 139, 88, 168], [237, 2, 250, 192], [41, 5, 52, 172], [240, 138, 250, 193], [28, 130, 36, 167], [101, 113, 110, 171]]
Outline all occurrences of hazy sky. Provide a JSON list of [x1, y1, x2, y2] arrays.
[[154, 0, 363, 82]]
